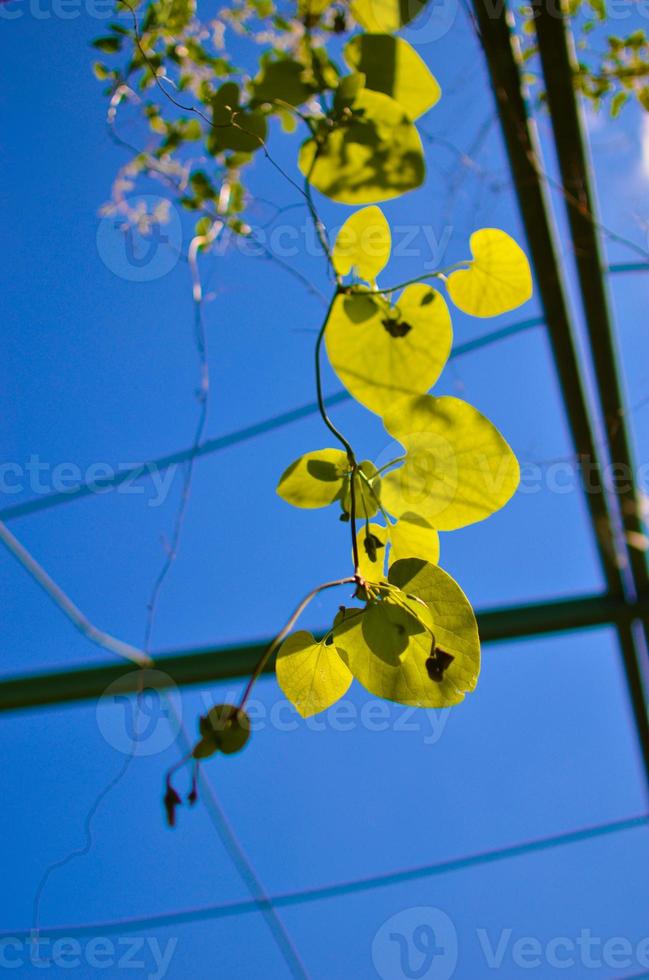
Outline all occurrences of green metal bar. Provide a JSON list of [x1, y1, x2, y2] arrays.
[[471, 0, 649, 788], [533, 1, 649, 604], [1, 593, 647, 713], [471, 0, 625, 602], [608, 263, 649, 274]]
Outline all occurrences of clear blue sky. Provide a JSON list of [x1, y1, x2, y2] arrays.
[[2, 3, 649, 978]]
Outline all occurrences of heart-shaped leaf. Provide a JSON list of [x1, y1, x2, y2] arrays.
[[332, 206, 391, 282], [299, 89, 425, 204], [344, 34, 441, 121], [333, 561, 479, 707], [446, 228, 532, 318], [276, 630, 353, 717], [277, 449, 349, 509], [325, 286, 452, 415], [381, 395, 520, 529]]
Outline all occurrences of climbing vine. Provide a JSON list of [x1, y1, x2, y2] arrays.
[[94, 0, 533, 826]]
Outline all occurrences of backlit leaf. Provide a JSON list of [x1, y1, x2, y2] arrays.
[[277, 449, 349, 509], [299, 89, 425, 204], [344, 34, 441, 121], [355, 522, 389, 580], [342, 460, 382, 518], [381, 395, 520, 529], [332, 206, 391, 282], [325, 285, 452, 414], [446, 228, 532, 318], [351, 0, 429, 32], [333, 560, 479, 706], [276, 630, 353, 717], [389, 512, 440, 565]]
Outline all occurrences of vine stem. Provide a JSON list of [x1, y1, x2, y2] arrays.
[[314, 289, 360, 574], [346, 268, 460, 297], [238, 576, 356, 708]]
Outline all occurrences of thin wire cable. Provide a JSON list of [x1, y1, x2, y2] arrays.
[[7, 813, 647, 941], [0, 315, 544, 524], [0, 521, 151, 667]]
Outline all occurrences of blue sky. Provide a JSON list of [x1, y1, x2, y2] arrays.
[[3, 3, 649, 978]]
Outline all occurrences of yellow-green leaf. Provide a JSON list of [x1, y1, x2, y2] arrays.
[[333, 561, 479, 707], [342, 460, 382, 519], [332, 206, 391, 282], [389, 512, 440, 566], [446, 228, 532, 318], [277, 449, 349, 509], [299, 89, 425, 204], [381, 395, 520, 529], [325, 285, 452, 415], [344, 34, 441, 121], [355, 522, 389, 581], [351, 0, 429, 32], [276, 630, 353, 717]]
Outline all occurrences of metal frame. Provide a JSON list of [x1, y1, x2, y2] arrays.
[[2, 2, 648, 799], [2, 593, 648, 713], [471, 0, 649, 780]]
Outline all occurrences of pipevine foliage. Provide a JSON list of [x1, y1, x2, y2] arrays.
[[94, 0, 533, 825]]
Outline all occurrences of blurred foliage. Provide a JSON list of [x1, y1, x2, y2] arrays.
[[518, 0, 649, 116]]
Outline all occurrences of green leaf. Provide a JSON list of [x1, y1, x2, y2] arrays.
[[355, 522, 389, 580], [381, 395, 520, 529], [196, 704, 251, 755], [92, 36, 122, 54], [276, 630, 353, 717], [155, 0, 195, 30], [325, 285, 452, 415], [333, 560, 479, 707], [446, 228, 532, 318], [277, 449, 349, 509], [251, 58, 314, 108], [299, 89, 425, 204], [334, 72, 366, 114], [332, 206, 391, 281], [208, 82, 267, 155], [389, 511, 439, 565], [342, 460, 382, 518], [351, 0, 429, 32], [344, 34, 441, 121]]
